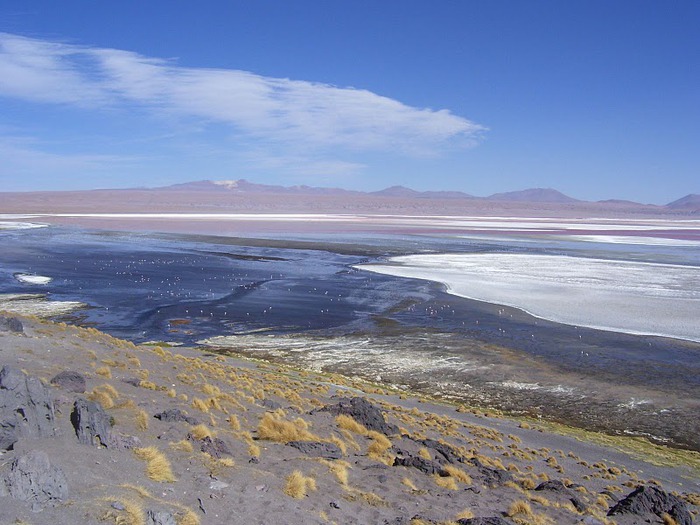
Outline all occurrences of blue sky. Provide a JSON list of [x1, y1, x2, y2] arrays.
[[0, 1, 697, 203]]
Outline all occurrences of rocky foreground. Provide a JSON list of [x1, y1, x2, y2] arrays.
[[0, 314, 698, 525]]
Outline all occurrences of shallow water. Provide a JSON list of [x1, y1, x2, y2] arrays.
[[1, 224, 699, 449]]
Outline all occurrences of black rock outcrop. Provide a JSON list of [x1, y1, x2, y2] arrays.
[[393, 450, 446, 476], [467, 458, 513, 488], [70, 398, 112, 448], [50, 370, 86, 393], [0, 316, 24, 333], [535, 479, 587, 513], [146, 510, 177, 525], [608, 485, 692, 525], [191, 435, 232, 459], [0, 450, 68, 511], [457, 518, 514, 525], [418, 438, 467, 464], [0, 366, 55, 450], [288, 440, 343, 459], [316, 397, 398, 436], [154, 408, 199, 425]]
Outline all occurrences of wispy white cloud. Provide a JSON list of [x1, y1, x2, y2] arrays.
[[0, 32, 485, 156]]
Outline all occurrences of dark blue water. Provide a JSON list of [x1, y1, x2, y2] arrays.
[[0, 227, 421, 341]]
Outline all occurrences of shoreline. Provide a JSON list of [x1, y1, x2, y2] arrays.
[[357, 253, 700, 344]]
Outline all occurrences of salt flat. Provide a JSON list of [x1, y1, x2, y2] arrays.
[[359, 253, 700, 342]]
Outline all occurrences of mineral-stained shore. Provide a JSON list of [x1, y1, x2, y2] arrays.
[[0, 313, 698, 525]]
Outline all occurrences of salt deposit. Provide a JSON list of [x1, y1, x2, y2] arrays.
[[14, 274, 53, 285], [358, 253, 700, 342]]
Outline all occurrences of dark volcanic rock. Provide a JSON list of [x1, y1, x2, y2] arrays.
[[457, 518, 514, 525], [70, 398, 112, 448], [393, 451, 446, 476], [261, 398, 283, 410], [317, 397, 398, 436], [535, 479, 568, 492], [418, 438, 466, 464], [154, 408, 199, 425], [0, 366, 55, 450], [608, 485, 692, 525], [0, 450, 68, 510], [194, 436, 231, 459], [535, 480, 588, 513], [50, 370, 86, 393], [122, 377, 142, 387], [468, 458, 513, 488], [146, 510, 177, 525], [287, 440, 343, 459], [0, 316, 24, 333]]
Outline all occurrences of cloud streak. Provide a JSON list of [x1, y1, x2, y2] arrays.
[[0, 32, 485, 156]]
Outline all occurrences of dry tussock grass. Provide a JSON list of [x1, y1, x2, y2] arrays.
[[96, 366, 113, 378], [442, 465, 472, 485], [102, 497, 145, 525], [401, 477, 418, 491], [136, 409, 149, 431], [133, 446, 176, 482], [284, 470, 317, 499], [336, 414, 368, 435], [189, 424, 214, 440], [169, 440, 194, 453], [257, 412, 317, 443], [366, 431, 393, 464], [433, 473, 459, 490]]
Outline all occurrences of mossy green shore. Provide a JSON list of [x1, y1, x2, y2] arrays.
[[0, 314, 698, 525]]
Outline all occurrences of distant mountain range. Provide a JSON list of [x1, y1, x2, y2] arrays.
[[153, 179, 696, 209], [666, 193, 700, 210], [1, 179, 697, 215]]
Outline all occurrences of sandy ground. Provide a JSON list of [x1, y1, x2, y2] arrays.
[[0, 314, 698, 524]]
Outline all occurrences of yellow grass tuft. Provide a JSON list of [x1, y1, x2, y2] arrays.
[[284, 470, 317, 499], [136, 409, 149, 431], [529, 494, 551, 506], [189, 424, 214, 440], [177, 509, 200, 525], [328, 435, 347, 456], [133, 446, 176, 482], [191, 397, 210, 413], [169, 440, 194, 453], [366, 431, 392, 463], [661, 513, 678, 525], [442, 464, 472, 485], [455, 509, 475, 520], [433, 473, 459, 490], [218, 457, 235, 467], [96, 366, 112, 378], [228, 415, 241, 431], [324, 459, 350, 485], [105, 497, 145, 525], [402, 477, 418, 491], [418, 447, 432, 460], [508, 500, 534, 518], [257, 412, 317, 443], [335, 414, 368, 435], [88, 388, 115, 409], [247, 441, 261, 457]]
